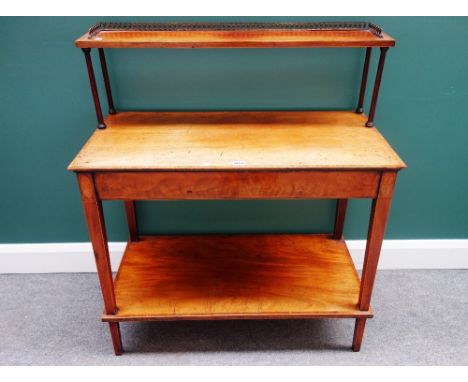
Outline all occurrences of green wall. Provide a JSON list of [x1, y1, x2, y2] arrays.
[[1, 17, 467, 243]]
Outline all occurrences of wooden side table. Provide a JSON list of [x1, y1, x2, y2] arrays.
[[69, 22, 406, 355]]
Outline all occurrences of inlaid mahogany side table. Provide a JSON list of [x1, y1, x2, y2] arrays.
[[68, 22, 406, 355]]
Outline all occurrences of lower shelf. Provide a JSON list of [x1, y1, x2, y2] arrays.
[[103, 234, 372, 322]]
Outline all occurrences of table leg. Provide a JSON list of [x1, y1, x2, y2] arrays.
[[353, 171, 397, 351], [124, 200, 139, 242], [77, 173, 123, 355], [109, 322, 123, 356], [333, 199, 348, 240], [352, 318, 367, 352]]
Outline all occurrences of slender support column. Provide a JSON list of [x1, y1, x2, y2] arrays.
[[356, 48, 372, 114], [77, 173, 123, 355], [109, 322, 123, 356], [352, 171, 397, 350], [352, 318, 367, 352], [98, 48, 116, 115], [82, 48, 106, 129], [333, 199, 348, 240], [359, 171, 396, 309], [366, 47, 389, 127], [124, 200, 139, 242]]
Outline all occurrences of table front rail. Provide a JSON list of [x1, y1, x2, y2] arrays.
[[93, 170, 381, 200]]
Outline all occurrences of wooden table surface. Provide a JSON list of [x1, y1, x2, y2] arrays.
[[68, 111, 406, 172], [76, 30, 395, 49], [104, 234, 370, 322]]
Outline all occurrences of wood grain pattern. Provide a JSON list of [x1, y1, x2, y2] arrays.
[[68, 111, 406, 172], [94, 170, 380, 200], [75, 30, 395, 49], [71, 24, 403, 353], [102, 234, 372, 322]]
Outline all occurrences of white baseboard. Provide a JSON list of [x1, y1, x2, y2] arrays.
[[346, 240, 468, 270], [0, 239, 467, 273]]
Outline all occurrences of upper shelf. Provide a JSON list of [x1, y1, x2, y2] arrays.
[[75, 21, 396, 49]]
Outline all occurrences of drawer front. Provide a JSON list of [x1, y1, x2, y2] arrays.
[[93, 170, 381, 200]]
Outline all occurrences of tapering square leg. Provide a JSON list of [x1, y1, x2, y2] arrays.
[[352, 318, 367, 352], [333, 199, 348, 240], [354, 171, 397, 351], [124, 200, 139, 242], [109, 322, 123, 355], [77, 173, 123, 355]]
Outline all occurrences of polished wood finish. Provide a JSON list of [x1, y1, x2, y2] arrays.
[[109, 322, 123, 356], [94, 171, 380, 200], [98, 48, 116, 115], [352, 318, 367, 352], [356, 48, 372, 114], [77, 173, 123, 354], [123, 201, 139, 242], [68, 111, 406, 172], [81, 48, 105, 129], [102, 234, 371, 322], [77, 173, 116, 314], [359, 171, 397, 310], [366, 47, 389, 127], [71, 135, 402, 353], [333, 199, 348, 239], [76, 30, 395, 49], [72, 23, 402, 353], [351, 171, 397, 350]]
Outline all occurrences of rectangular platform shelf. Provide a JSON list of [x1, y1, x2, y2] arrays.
[[103, 234, 373, 322], [68, 111, 406, 172]]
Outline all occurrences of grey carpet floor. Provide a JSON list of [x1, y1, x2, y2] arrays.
[[1, 270, 467, 365]]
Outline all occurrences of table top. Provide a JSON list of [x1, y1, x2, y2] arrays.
[[68, 111, 406, 172], [76, 24, 395, 49]]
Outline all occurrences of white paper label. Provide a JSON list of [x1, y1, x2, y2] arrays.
[[232, 160, 246, 166]]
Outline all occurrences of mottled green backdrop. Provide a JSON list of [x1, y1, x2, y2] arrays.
[[1, 17, 467, 242]]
